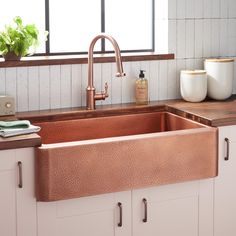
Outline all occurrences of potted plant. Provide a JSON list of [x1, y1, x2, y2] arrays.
[[0, 16, 47, 61]]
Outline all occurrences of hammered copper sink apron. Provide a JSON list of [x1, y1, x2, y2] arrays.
[[34, 112, 217, 202]]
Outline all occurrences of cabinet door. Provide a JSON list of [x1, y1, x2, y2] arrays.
[[0, 148, 37, 236], [16, 148, 37, 236], [215, 126, 236, 236], [132, 180, 214, 236], [0, 150, 17, 236], [37, 191, 131, 236]]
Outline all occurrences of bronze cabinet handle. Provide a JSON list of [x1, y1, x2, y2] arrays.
[[117, 202, 122, 227], [17, 161, 23, 188], [142, 198, 147, 223], [225, 138, 230, 161]]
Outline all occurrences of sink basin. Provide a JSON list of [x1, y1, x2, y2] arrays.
[[35, 112, 208, 144], [35, 111, 217, 202]]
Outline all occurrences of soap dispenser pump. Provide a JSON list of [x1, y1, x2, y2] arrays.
[[135, 70, 148, 105]]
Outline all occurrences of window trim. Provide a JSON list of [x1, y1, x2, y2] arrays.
[[0, 53, 175, 68]]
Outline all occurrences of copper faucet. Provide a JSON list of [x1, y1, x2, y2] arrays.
[[86, 34, 125, 110]]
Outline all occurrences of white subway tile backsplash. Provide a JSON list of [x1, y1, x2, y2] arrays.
[[121, 62, 133, 104], [168, 20, 177, 54], [1, 0, 236, 112], [177, 0, 186, 19], [0, 68, 6, 95], [203, 19, 212, 57], [194, 59, 204, 70], [186, 0, 195, 19], [228, 19, 236, 38], [220, 0, 228, 18], [186, 20, 195, 58], [211, 19, 220, 57], [168, 0, 177, 19], [228, 38, 236, 57], [177, 20, 186, 58], [195, 0, 204, 19], [228, 0, 236, 18], [50, 65, 61, 109], [159, 60, 168, 100], [176, 59, 186, 99], [111, 62, 122, 104], [149, 61, 159, 101], [220, 19, 228, 56], [71, 64, 82, 107], [212, 0, 220, 18], [167, 60, 177, 99], [81, 64, 88, 107], [39, 66, 50, 110], [203, 0, 212, 19], [60, 65, 72, 108], [17, 67, 28, 112], [6, 68, 17, 109], [195, 20, 203, 58], [28, 67, 39, 111], [101, 63, 112, 105], [93, 63, 102, 106], [185, 59, 195, 70]]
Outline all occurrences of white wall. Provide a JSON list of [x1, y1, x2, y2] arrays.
[[0, 0, 236, 112]]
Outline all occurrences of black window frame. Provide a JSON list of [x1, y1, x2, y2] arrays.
[[44, 0, 155, 56]]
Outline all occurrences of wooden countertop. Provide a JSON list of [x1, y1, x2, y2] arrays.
[[166, 95, 236, 127], [0, 133, 41, 150], [1, 95, 236, 150], [17, 95, 236, 127]]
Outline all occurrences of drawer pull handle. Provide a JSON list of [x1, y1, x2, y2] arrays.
[[143, 198, 147, 223], [118, 202, 122, 227], [18, 161, 23, 188], [225, 138, 230, 161]]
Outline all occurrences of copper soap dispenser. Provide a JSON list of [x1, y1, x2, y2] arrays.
[[135, 70, 148, 105]]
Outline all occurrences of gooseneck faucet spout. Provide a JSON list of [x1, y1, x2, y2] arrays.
[[87, 34, 125, 110]]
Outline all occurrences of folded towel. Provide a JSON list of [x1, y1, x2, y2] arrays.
[[0, 124, 41, 138], [0, 120, 30, 129]]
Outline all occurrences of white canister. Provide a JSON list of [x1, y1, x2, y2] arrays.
[[180, 70, 207, 102], [204, 58, 234, 100]]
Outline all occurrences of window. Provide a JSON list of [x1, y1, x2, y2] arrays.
[[0, 0, 154, 55]]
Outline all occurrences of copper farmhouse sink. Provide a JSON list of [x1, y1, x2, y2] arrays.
[[35, 111, 217, 201]]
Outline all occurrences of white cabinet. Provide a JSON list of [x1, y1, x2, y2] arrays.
[[0, 150, 17, 236], [0, 147, 215, 236], [133, 180, 214, 236], [0, 148, 36, 236], [214, 125, 236, 236], [37, 179, 214, 236], [37, 191, 132, 236]]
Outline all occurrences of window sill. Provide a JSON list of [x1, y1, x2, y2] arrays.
[[0, 53, 174, 68]]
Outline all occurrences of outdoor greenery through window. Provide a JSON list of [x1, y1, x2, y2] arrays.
[[0, 0, 154, 56]]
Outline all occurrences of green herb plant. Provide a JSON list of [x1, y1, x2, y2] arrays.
[[0, 16, 47, 57]]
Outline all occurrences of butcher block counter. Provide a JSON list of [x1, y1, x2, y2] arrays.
[[0, 95, 236, 150]]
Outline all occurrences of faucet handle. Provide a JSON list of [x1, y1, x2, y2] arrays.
[[94, 82, 109, 101]]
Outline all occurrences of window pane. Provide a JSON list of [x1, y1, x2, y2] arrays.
[[49, 0, 101, 53], [0, 0, 45, 53], [105, 0, 153, 51]]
